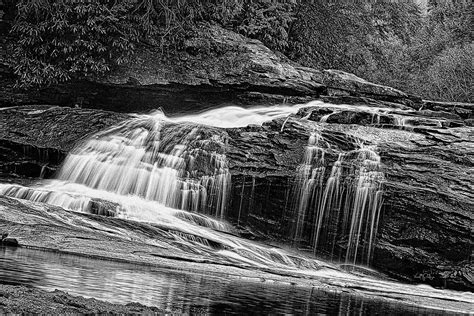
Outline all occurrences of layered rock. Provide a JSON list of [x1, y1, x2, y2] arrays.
[[0, 106, 129, 180], [0, 24, 419, 113], [0, 101, 472, 291]]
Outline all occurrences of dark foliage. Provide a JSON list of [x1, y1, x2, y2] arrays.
[[12, 0, 139, 87]]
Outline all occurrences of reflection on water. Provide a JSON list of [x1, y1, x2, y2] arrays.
[[0, 247, 452, 315]]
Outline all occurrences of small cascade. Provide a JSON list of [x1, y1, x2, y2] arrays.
[[292, 131, 327, 244], [312, 153, 344, 254], [343, 146, 384, 264], [0, 112, 233, 220], [291, 133, 385, 265], [51, 115, 231, 218]]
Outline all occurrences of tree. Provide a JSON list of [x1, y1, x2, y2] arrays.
[[422, 43, 473, 102]]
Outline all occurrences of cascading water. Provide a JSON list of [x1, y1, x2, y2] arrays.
[[1, 102, 387, 269], [291, 132, 384, 265], [291, 131, 327, 244], [56, 115, 231, 218], [1, 113, 231, 219], [2, 102, 472, 314], [0, 104, 332, 272]]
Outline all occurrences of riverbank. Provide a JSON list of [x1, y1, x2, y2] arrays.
[[0, 284, 162, 314]]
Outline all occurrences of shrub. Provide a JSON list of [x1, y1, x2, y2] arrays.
[[233, 1, 295, 52], [12, 0, 139, 88]]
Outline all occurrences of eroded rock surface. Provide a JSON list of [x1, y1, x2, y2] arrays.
[[0, 106, 129, 180], [0, 284, 162, 314], [0, 25, 419, 113]]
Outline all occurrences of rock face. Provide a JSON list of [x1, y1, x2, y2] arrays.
[[0, 106, 129, 180], [376, 130, 473, 290], [0, 24, 418, 113], [222, 105, 473, 291], [0, 100, 472, 291]]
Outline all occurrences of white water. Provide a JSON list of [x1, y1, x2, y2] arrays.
[[0, 102, 451, 271], [55, 113, 231, 218], [291, 132, 384, 265], [0, 104, 330, 271], [2, 102, 473, 312], [166, 104, 308, 128]]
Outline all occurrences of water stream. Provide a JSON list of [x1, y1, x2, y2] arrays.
[[0, 101, 472, 312]]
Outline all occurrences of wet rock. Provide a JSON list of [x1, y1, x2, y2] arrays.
[[0, 106, 129, 179], [0, 103, 473, 291], [89, 199, 121, 217], [0, 284, 163, 314], [320, 70, 419, 105], [464, 119, 474, 127], [422, 100, 473, 119]]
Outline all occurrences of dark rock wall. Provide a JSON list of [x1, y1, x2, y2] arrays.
[[1, 22, 423, 113], [0, 106, 129, 180]]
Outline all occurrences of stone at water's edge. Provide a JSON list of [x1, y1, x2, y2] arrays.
[[0, 103, 472, 291], [0, 284, 163, 314]]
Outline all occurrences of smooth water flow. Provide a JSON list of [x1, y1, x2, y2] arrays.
[[167, 104, 308, 128], [58, 114, 230, 218], [290, 131, 384, 264]]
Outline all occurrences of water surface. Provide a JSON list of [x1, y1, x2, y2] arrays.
[[0, 247, 457, 315]]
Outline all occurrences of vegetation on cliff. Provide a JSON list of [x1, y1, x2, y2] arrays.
[[8, 0, 473, 102]]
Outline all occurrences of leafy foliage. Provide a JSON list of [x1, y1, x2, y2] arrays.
[[421, 42, 473, 102], [233, 1, 295, 52], [12, 0, 139, 87], [364, 1, 473, 102], [284, 0, 472, 102], [286, 2, 376, 73]]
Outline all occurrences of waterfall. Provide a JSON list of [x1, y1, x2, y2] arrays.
[[1, 113, 231, 219], [344, 146, 384, 264], [1, 102, 387, 269], [292, 132, 327, 244], [1, 105, 341, 272], [291, 133, 384, 265]]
